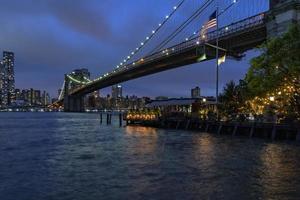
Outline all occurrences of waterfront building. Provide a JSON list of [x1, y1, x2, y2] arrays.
[[112, 85, 122, 99], [15, 89, 21, 100], [155, 96, 168, 100], [146, 97, 216, 118], [0, 61, 4, 107], [34, 90, 41, 105], [191, 86, 201, 98], [0, 51, 15, 107], [42, 91, 51, 106]]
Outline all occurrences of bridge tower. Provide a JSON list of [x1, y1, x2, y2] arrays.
[[63, 74, 85, 112], [267, 0, 300, 37]]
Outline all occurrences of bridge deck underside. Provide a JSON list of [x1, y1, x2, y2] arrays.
[[67, 24, 267, 98]]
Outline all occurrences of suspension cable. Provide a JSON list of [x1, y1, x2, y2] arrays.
[[149, 0, 214, 54], [114, 0, 186, 69], [58, 81, 65, 100]]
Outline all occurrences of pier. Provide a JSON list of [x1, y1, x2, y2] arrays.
[[125, 116, 300, 141]]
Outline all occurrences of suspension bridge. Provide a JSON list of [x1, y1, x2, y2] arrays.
[[52, 0, 300, 112]]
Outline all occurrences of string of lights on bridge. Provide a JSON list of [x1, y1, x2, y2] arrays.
[[64, 0, 239, 87], [116, 0, 186, 69], [94, 0, 239, 82]]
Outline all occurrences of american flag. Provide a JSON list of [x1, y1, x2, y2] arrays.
[[203, 11, 217, 31]]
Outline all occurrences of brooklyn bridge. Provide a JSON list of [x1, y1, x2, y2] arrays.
[[52, 0, 300, 112]]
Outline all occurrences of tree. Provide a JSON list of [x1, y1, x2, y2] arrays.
[[219, 80, 247, 121], [245, 25, 300, 119]]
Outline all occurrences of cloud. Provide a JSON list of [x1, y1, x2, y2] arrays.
[[46, 0, 112, 41]]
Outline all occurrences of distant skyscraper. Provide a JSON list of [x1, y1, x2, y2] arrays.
[[0, 61, 4, 107], [42, 91, 51, 106], [112, 85, 122, 99], [191, 86, 201, 98], [0, 51, 15, 107]]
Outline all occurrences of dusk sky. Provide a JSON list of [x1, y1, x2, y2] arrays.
[[0, 0, 269, 98]]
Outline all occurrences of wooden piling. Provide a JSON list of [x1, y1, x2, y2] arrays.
[[296, 128, 300, 141], [232, 123, 238, 136], [249, 123, 255, 138], [100, 113, 103, 124], [271, 125, 277, 140], [205, 123, 210, 132], [176, 121, 181, 130], [217, 123, 223, 135], [119, 113, 122, 127], [185, 120, 191, 130]]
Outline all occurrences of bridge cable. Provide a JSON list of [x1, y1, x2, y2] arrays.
[[114, 0, 186, 69], [149, 0, 214, 54], [58, 81, 65, 101]]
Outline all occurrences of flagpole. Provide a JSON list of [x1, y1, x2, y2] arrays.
[[216, 0, 219, 120]]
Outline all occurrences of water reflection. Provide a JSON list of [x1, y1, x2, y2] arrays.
[[124, 126, 159, 157], [194, 134, 217, 169], [125, 126, 158, 136], [260, 143, 300, 199]]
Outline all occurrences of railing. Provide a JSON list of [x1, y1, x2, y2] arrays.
[[70, 13, 266, 95]]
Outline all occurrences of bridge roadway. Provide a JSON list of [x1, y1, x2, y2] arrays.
[[58, 13, 267, 112], [66, 13, 266, 99]]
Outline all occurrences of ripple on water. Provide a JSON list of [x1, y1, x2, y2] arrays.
[[0, 113, 300, 200]]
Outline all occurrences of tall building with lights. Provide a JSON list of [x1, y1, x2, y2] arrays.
[[0, 51, 15, 107], [0, 61, 4, 107], [112, 85, 122, 99]]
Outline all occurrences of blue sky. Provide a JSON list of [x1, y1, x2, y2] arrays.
[[0, 0, 269, 98]]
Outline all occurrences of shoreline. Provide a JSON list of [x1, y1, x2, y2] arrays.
[[126, 119, 300, 141]]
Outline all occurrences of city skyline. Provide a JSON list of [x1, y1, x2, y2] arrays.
[[0, 0, 269, 98]]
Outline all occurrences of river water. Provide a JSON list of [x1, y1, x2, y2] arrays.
[[0, 112, 300, 200]]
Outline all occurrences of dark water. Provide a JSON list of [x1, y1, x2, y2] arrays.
[[0, 113, 300, 200]]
